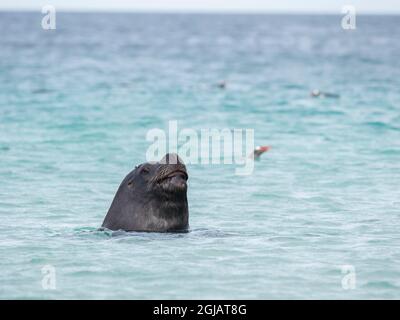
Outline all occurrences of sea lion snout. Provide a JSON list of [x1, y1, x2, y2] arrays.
[[153, 154, 188, 193]]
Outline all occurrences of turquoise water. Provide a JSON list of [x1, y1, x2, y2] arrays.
[[1, 12, 400, 299]]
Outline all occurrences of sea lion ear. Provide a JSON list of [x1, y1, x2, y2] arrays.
[[127, 179, 134, 188]]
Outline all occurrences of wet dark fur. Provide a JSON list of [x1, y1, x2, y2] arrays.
[[101, 154, 189, 232]]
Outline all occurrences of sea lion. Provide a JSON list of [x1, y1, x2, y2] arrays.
[[101, 153, 189, 232]]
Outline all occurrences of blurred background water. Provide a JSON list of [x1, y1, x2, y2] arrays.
[[0, 12, 400, 299]]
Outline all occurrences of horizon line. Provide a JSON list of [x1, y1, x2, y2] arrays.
[[0, 8, 399, 15]]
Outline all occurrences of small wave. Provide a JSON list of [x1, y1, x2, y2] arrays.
[[71, 226, 237, 240], [31, 88, 53, 94], [268, 236, 300, 242], [189, 228, 239, 238], [0, 144, 10, 151], [72, 227, 112, 239], [363, 121, 399, 131], [362, 281, 399, 289], [381, 149, 400, 155]]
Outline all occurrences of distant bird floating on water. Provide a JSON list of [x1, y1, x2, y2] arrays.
[[310, 89, 340, 99], [250, 145, 270, 160], [217, 81, 227, 89]]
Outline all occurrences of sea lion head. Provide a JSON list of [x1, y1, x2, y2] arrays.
[[101, 153, 189, 232], [130, 153, 188, 200]]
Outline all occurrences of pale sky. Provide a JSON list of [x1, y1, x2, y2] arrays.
[[0, 0, 399, 14]]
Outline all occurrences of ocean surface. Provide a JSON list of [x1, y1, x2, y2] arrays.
[[0, 12, 400, 299]]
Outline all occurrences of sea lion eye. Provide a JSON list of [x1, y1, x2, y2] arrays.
[[141, 166, 150, 174]]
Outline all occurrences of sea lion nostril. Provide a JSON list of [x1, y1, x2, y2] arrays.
[[178, 173, 186, 180]]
